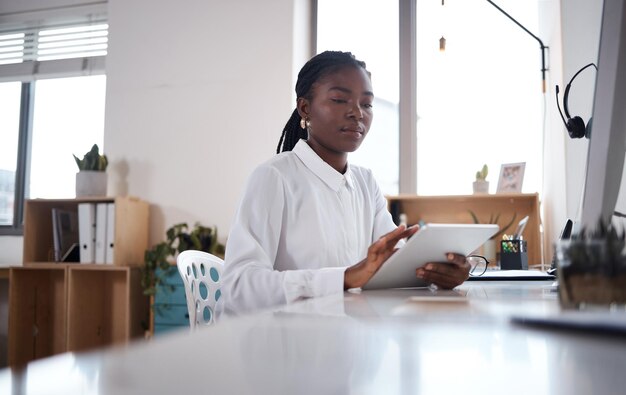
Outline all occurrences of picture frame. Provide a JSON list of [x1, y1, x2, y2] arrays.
[[496, 162, 526, 193]]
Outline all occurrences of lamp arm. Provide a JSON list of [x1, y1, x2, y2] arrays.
[[486, 0, 549, 92]]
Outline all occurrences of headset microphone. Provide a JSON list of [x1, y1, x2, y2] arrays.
[[555, 85, 569, 128]]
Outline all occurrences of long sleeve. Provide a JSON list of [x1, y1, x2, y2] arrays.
[[221, 164, 346, 315]]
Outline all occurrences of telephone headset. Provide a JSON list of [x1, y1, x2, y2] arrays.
[[555, 62, 598, 139]]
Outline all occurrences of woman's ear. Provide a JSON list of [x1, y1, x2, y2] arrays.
[[296, 97, 310, 119]]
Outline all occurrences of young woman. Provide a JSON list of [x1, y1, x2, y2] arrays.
[[222, 51, 470, 314]]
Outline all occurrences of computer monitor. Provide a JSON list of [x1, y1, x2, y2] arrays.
[[579, 0, 626, 231]]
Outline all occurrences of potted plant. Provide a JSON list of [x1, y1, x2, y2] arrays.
[[469, 210, 517, 264], [142, 222, 225, 296], [473, 164, 489, 194], [555, 221, 626, 307], [74, 144, 108, 197]]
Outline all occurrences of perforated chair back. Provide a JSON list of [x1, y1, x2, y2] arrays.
[[176, 250, 224, 329]]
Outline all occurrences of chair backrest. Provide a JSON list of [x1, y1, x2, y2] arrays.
[[176, 250, 224, 329]]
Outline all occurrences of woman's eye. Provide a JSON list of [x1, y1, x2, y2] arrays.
[[362, 103, 373, 109], [331, 98, 347, 104]]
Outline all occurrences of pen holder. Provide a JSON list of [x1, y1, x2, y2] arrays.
[[500, 240, 528, 270]]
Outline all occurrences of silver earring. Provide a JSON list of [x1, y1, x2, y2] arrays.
[[300, 118, 306, 129], [305, 119, 311, 129]]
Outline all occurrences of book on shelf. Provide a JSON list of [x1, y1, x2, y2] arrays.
[[51, 208, 80, 262]]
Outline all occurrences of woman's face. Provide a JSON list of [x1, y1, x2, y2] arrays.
[[298, 66, 374, 165]]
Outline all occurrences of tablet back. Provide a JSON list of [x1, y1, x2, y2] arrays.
[[362, 223, 499, 290]]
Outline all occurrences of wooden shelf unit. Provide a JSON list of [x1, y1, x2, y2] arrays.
[[387, 193, 543, 266], [9, 197, 150, 366], [22, 196, 149, 265]]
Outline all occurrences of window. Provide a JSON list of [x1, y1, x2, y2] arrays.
[[0, 20, 107, 234], [415, 0, 542, 195], [317, 0, 400, 195], [0, 82, 21, 226], [317, 0, 543, 196], [30, 76, 106, 198]]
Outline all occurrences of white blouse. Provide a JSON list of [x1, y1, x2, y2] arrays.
[[221, 139, 398, 314]]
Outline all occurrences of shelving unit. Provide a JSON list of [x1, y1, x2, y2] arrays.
[[8, 196, 150, 366], [387, 193, 543, 266]]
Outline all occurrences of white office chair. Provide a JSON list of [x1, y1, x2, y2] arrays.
[[176, 250, 224, 329]]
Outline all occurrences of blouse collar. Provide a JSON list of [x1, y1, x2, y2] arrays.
[[292, 139, 356, 192]]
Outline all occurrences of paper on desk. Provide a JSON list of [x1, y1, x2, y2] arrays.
[[474, 270, 555, 280]]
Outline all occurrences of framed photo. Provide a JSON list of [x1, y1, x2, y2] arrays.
[[497, 162, 526, 193]]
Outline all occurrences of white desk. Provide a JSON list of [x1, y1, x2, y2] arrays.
[[2, 280, 626, 394]]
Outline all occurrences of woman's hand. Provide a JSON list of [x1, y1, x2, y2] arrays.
[[415, 253, 470, 289], [344, 225, 419, 290]]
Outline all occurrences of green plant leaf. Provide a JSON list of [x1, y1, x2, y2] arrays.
[[492, 213, 517, 240], [74, 144, 108, 171], [468, 210, 480, 224]]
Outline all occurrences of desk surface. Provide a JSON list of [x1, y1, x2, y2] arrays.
[[2, 281, 626, 395]]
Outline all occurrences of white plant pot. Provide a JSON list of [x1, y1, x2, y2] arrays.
[[76, 171, 108, 197], [473, 180, 489, 194], [481, 238, 497, 264]]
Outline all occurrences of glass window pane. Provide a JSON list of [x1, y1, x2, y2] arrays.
[[0, 82, 22, 225], [416, 0, 542, 195], [317, 0, 399, 195], [29, 75, 106, 198]]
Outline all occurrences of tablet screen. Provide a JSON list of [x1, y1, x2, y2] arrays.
[[362, 223, 499, 290]]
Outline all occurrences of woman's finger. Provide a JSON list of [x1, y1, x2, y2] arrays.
[[372, 225, 418, 252], [417, 261, 470, 289], [444, 253, 468, 267]]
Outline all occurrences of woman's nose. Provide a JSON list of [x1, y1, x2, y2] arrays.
[[348, 103, 363, 119]]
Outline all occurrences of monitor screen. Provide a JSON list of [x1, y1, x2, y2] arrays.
[[579, 0, 626, 232]]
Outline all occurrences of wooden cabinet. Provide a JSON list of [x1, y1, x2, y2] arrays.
[[8, 197, 150, 366], [387, 193, 543, 266]]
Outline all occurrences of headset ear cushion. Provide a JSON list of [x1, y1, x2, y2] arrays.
[[567, 116, 586, 138], [585, 117, 593, 139]]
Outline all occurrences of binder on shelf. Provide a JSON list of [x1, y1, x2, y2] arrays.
[[105, 203, 115, 264], [78, 203, 96, 263], [95, 203, 108, 263]]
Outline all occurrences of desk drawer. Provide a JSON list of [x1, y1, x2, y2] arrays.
[[155, 266, 183, 286], [154, 324, 188, 335], [155, 285, 187, 305], [153, 304, 189, 325]]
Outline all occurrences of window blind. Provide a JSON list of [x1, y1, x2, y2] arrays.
[[0, 20, 107, 82]]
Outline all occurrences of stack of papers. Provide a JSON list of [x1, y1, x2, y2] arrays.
[[468, 270, 555, 281]]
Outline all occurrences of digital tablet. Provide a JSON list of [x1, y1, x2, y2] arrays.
[[362, 223, 499, 290]]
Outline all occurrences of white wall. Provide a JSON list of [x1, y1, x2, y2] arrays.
[[104, 0, 309, 246]]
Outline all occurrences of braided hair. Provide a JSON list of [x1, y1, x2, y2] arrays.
[[276, 51, 369, 154]]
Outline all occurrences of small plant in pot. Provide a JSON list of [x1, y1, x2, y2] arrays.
[[74, 144, 108, 197], [468, 210, 517, 265], [473, 164, 489, 194], [555, 220, 626, 307], [142, 222, 225, 297]]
